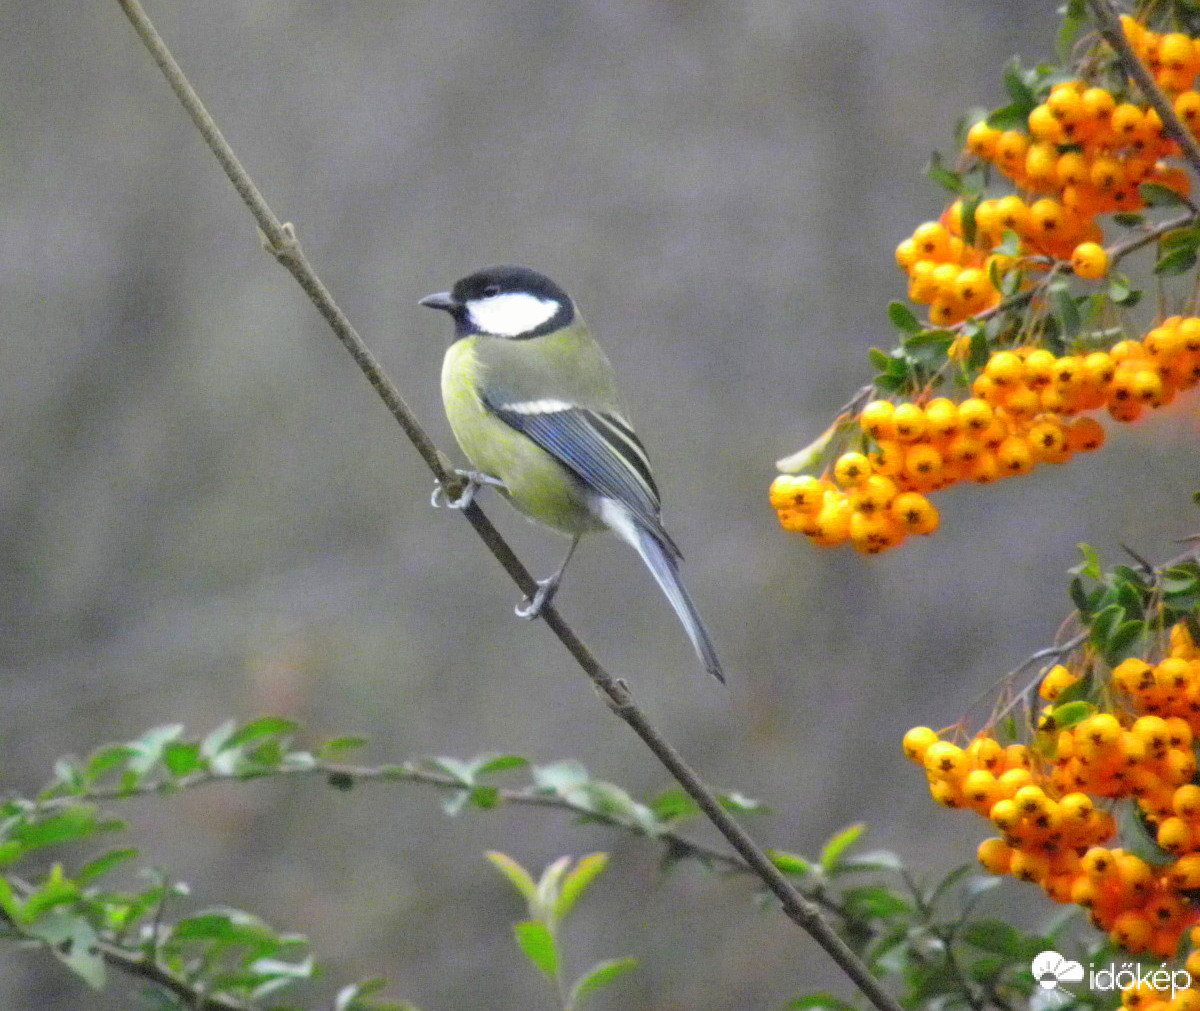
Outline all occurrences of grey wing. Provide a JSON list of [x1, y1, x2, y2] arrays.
[[484, 396, 682, 560]]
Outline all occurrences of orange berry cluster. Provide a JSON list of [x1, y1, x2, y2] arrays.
[[904, 622, 1200, 959], [897, 31, 1196, 329], [971, 324, 1200, 425], [1125, 16, 1200, 97], [771, 323, 1200, 552]]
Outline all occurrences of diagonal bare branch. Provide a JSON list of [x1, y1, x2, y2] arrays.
[[109, 2, 901, 1009]]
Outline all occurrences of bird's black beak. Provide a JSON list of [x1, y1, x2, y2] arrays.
[[419, 291, 456, 312]]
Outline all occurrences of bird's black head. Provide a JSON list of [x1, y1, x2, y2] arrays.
[[419, 265, 574, 339]]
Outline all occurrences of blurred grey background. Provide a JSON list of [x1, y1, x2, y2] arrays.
[[2, 0, 1196, 1007]]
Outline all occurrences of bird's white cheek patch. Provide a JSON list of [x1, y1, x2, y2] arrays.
[[467, 293, 559, 337]]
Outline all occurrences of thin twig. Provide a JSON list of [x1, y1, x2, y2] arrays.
[[44, 759, 749, 868], [110, 3, 900, 1009], [1108, 211, 1199, 264]]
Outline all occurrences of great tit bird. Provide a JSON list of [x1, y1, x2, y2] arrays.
[[420, 265, 725, 684]]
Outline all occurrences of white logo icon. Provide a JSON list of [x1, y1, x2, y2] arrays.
[[1032, 950, 1085, 990]]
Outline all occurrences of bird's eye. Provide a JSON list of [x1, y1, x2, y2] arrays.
[[483, 284, 501, 298]]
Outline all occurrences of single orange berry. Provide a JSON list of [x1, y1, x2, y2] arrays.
[[890, 491, 940, 535], [996, 435, 1035, 475], [808, 494, 853, 547], [859, 400, 896, 440], [833, 451, 873, 487], [891, 403, 929, 442], [957, 398, 993, 432], [977, 837, 1012, 875], [993, 195, 1030, 235], [911, 221, 951, 260], [1071, 241, 1108, 279], [966, 120, 1001, 159], [903, 443, 944, 485], [1028, 103, 1065, 143], [850, 474, 899, 515], [985, 350, 1025, 387], [849, 509, 905, 555], [902, 726, 940, 762]]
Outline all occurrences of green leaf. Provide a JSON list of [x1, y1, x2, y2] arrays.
[[902, 330, 954, 370], [1075, 543, 1102, 579], [568, 957, 637, 1008], [820, 823, 865, 873], [15, 808, 119, 851], [1048, 281, 1081, 340], [226, 717, 298, 750], [925, 862, 980, 912], [485, 851, 537, 903], [1140, 181, 1189, 207], [1056, 0, 1086, 62], [1088, 603, 1125, 651], [513, 920, 559, 982], [962, 919, 1029, 957], [648, 788, 699, 823], [1045, 700, 1094, 730], [787, 994, 859, 1011], [555, 853, 608, 924], [887, 301, 923, 335], [171, 909, 277, 947], [425, 756, 475, 784], [986, 103, 1029, 131], [1069, 576, 1093, 618], [1162, 567, 1200, 595], [247, 953, 314, 982], [1159, 224, 1200, 249], [0, 841, 24, 868], [128, 724, 186, 774], [1163, 566, 1200, 612], [27, 911, 105, 989], [867, 348, 892, 372], [532, 760, 590, 794], [1117, 803, 1172, 866], [968, 956, 1007, 985], [84, 745, 139, 781], [925, 151, 963, 194], [1002, 59, 1032, 105], [535, 856, 572, 919], [468, 786, 499, 809], [719, 791, 767, 814], [318, 736, 370, 757], [162, 741, 205, 777], [967, 325, 990, 372], [960, 191, 981, 248], [475, 755, 529, 777], [575, 781, 645, 824], [0, 877, 25, 922], [838, 849, 905, 875], [1106, 272, 1142, 307], [1104, 620, 1146, 664], [842, 885, 913, 921], [767, 849, 812, 876], [335, 978, 412, 1011], [76, 848, 139, 885], [1154, 246, 1198, 276]]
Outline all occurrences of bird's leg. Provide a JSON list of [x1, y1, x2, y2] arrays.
[[431, 470, 506, 510], [516, 533, 582, 620]]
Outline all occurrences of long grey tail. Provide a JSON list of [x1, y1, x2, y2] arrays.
[[632, 525, 725, 684]]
